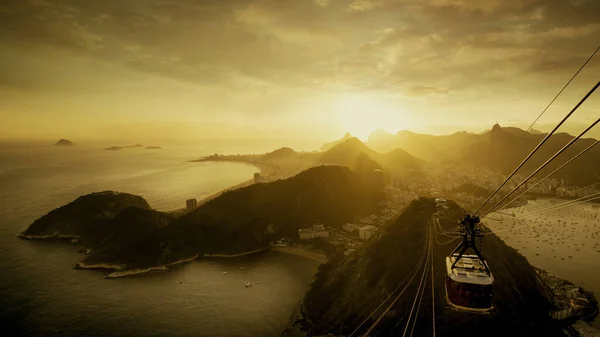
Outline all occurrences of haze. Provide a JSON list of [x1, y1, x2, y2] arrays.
[[1, 0, 600, 146]]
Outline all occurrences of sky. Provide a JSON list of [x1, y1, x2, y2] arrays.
[[1, 0, 600, 146]]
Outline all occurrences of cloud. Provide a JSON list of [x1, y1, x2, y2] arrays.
[[348, 0, 383, 13], [1, 0, 599, 134], [406, 85, 450, 96]]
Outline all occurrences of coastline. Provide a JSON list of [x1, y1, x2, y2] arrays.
[[75, 254, 199, 278], [272, 246, 328, 264], [204, 249, 265, 258], [167, 160, 270, 215]]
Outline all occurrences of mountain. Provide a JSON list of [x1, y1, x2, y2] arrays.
[[459, 124, 600, 185], [320, 137, 426, 181], [369, 124, 600, 186], [321, 132, 354, 151], [21, 166, 385, 273], [301, 198, 574, 337], [368, 129, 479, 163], [174, 165, 385, 255], [320, 137, 378, 168], [54, 139, 74, 146], [262, 147, 298, 161], [19, 191, 151, 247]]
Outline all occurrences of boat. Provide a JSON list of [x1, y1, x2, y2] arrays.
[[245, 281, 252, 288]]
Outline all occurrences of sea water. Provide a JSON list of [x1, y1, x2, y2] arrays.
[[0, 142, 319, 336]]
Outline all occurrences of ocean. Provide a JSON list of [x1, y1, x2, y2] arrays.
[[0, 142, 320, 337], [486, 199, 600, 328]]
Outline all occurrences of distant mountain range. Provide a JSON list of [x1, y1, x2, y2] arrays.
[[368, 124, 600, 186], [318, 137, 426, 181], [195, 136, 427, 183]]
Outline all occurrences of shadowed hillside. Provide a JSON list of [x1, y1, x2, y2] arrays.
[[319, 137, 426, 180], [302, 198, 567, 337], [20, 166, 385, 272]]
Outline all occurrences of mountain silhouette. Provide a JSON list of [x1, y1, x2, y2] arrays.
[[54, 139, 74, 146], [320, 137, 426, 180], [320, 132, 354, 151], [368, 124, 600, 186]]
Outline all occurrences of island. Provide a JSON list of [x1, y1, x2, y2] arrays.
[[54, 139, 74, 146], [145, 146, 162, 150], [105, 144, 145, 151]]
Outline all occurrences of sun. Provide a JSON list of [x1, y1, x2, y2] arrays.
[[334, 94, 410, 141]]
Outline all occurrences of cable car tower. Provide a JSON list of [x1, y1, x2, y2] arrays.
[[445, 214, 495, 313]]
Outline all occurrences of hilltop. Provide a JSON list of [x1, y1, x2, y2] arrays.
[[54, 139, 74, 146], [321, 132, 354, 151], [318, 137, 426, 180], [19, 191, 151, 248], [19, 166, 385, 274], [301, 198, 591, 336]]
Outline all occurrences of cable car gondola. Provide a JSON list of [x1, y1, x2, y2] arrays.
[[444, 214, 494, 313]]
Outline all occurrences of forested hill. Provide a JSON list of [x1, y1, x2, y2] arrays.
[[21, 165, 386, 272]]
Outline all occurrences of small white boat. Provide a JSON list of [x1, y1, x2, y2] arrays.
[[245, 281, 252, 288]]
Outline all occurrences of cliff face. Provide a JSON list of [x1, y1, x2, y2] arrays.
[[20, 191, 151, 247], [303, 198, 563, 337]]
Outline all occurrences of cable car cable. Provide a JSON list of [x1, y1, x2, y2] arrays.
[[473, 81, 600, 216], [401, 230, 432, 337], [430, 227, 436, 337], [482, 117, 600, 217], [485, 139, 600, 216], [483, 192, 600, 235], [357, 230, 430, 337], [349, 245, 426, 337], [453, 44, 599, 218]]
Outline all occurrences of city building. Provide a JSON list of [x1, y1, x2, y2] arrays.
[[298, 227, 330, 240], [359, 225, 377, 241], [186, 198, 198, 212], [343, 223, 360, 233]]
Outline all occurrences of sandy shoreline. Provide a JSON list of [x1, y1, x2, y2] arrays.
[[167, 161, 268, 215]]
